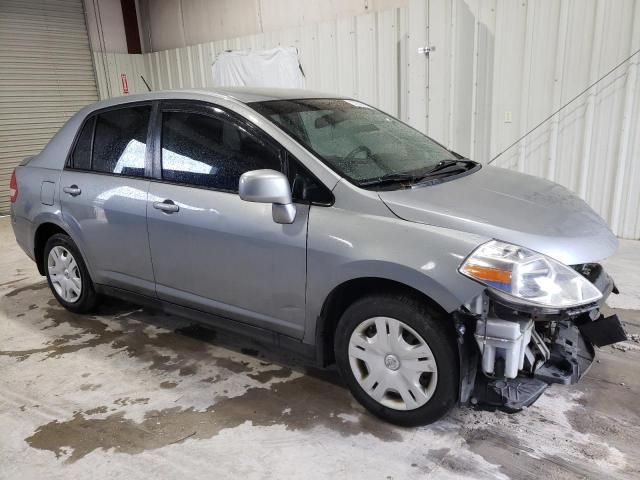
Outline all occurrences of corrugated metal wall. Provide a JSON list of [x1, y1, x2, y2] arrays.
[[92, 51, 148, 99], [94, 6, 411, 120], [93, 0, 640, 239], [428, 0, 640, 240], [0, 0, 98, 214]]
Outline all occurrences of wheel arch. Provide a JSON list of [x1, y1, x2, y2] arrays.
[[315, 276, 456, 367], [34, 222, 69, 275]]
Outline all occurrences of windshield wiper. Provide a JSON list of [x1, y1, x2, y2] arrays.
[[359, 173, 419, 187], [415, 159, 478, 181], [423, 159, 475, 175], [359, 159, 478, 188]]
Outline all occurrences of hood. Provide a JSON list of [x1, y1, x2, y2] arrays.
[[379, 166, 618, 265]]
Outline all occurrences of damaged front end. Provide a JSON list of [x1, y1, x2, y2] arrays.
[[455, 244, 627, 411]]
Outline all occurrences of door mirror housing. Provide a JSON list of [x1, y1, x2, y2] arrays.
[[239, 169, 296, 224]]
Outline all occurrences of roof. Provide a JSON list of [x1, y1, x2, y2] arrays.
[[27, 87, 350, 173], [200, 86, 343, 103], [88, 87, 344, 110]]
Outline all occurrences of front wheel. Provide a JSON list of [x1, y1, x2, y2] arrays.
[[44, 233, 98, 313], [334, 293, 458, 426]]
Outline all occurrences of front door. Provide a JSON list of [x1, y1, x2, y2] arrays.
[[60, 104, 155, 295], [146, 104, 308, 338]]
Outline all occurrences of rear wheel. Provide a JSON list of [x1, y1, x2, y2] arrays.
[[334, 293, 458, 426], [44, 233, 98, 313]]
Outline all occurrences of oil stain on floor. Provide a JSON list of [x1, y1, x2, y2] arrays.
[[26, 375, 401, 463]]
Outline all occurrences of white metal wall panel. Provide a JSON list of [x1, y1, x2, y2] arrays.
[[93, 52, 148, 98], [376, 9, 399, 115], [406, 0, 428, 133], [93, 7, 410, 124], [424, 0, 640, 239], [0, 0, 98, 214], [335, 17, 358, 98], [91, 1, 640, 239], [316, 20, 338, 93]]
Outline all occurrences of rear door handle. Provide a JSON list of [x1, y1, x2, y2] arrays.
[[63, 185, 81, 196], [153, 200, 180, 213]]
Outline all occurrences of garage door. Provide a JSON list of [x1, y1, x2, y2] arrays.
[[0, 0, 98, 214]]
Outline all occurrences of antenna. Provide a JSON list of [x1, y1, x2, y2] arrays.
[[140, 75, 152, 92]]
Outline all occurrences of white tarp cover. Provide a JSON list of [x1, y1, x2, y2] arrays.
[[211, 47, 305, 88]]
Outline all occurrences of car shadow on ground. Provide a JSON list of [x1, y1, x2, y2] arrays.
[[94, 293, 346, 388], [4, 279, 345, 389]]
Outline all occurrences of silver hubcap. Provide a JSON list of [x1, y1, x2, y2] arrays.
[[47, 246, 82, 303], [348, 317, 438, 411]]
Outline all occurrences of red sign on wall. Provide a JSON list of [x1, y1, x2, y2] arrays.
[[121, 73, 129, 95]]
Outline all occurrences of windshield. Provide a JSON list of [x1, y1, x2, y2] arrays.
[[250, 98, 472, 187]]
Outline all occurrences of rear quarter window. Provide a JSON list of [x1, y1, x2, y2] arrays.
[[71, 116, 95, 170]]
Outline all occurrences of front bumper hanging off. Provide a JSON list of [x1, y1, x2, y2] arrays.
[[456, 264, 627, 411]]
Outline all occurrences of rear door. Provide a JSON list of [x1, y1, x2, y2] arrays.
[[59, 103, 155, 295], [146, 101, 308, 338]]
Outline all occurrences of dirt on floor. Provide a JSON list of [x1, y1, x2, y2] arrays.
[[1, 217, 639, 480]]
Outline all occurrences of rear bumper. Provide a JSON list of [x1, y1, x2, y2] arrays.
[[10, 214, 35, 261]]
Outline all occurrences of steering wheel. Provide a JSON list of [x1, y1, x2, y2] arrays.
[[345, 145, 372, 161]]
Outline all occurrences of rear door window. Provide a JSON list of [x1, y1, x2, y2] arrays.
[[92, 106, 151, 177], [160, 110, 282, 191]]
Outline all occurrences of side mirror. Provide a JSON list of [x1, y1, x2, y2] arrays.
[[239, 169, 296, 224]]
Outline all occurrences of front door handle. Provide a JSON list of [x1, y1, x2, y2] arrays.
[[153, 199, 180, 213], [63, 185, 81, 196]]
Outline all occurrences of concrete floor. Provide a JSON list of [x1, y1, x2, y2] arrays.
[[1, 215, 639, 480]]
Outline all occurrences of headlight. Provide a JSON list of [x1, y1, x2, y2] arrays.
[[459, 240, 602, 308]]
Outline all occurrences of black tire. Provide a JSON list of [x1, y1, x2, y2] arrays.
[[334, 293, 459, 426], [43, 233, 98, 313]]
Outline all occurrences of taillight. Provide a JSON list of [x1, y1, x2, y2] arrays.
[[9, 169, 18, 203]]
